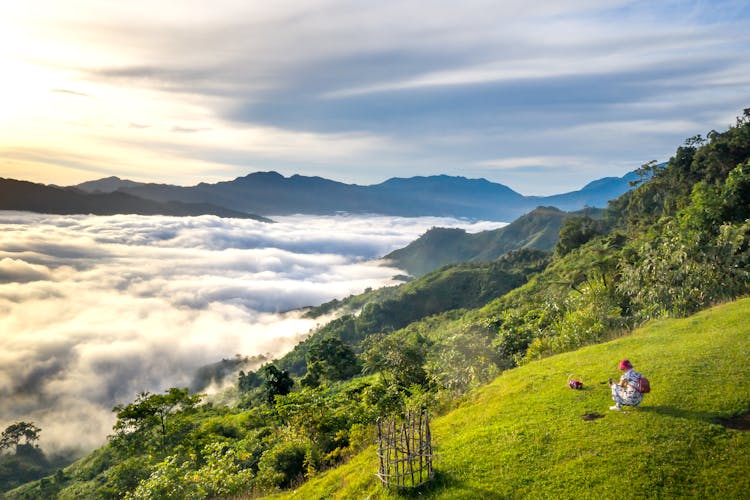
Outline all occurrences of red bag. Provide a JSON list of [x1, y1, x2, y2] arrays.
[[637, 375, 650, 393], [568, 374, 583, 390]]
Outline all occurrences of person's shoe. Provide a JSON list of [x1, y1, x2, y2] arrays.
[[609, 405, 621, 411], [609, 378, 613, 386]]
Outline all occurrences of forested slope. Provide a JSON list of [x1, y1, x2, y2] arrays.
[[384, 206, 601, 277]]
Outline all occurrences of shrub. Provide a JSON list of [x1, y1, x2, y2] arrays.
[[254, 441, 307, 490]]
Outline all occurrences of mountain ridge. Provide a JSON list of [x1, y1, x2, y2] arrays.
[[73, 170, 637, 221], [0, 178, 272, 221], [384, 206, 603, 276]]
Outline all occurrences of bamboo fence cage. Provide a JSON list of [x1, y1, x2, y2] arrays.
[[376, 409, 433, 488]]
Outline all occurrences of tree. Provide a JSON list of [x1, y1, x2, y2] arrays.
[[0, 422, 41, 453], [555, 216, 606, 257], [262, 365, 294, 404], [721, 161, 750, 223], [301, 337, 361, 387], [238, 369, 262, 392], [112, 388, 202, 452], [361, 332, 428, 389]]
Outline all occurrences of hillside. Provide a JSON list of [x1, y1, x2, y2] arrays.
[[0, 178, 270, 221], [273, 298, 750, 499], [271, 249, 550, 378], [74, 170, 635, 221], [385, 206, 601, 277]]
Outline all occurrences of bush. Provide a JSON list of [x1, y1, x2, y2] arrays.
[[523, 280, 622, 362], [254, 441, 308, 490], [618, 221, 750, 320]]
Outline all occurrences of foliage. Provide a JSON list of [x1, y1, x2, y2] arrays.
[[554, 215, 607, 256], [255, 440, 308, 489], [125, 443, 254, 499], [385, 207, 586, 277], [426, 328, 501, 395], [238, 369, 263, 392], [263, 365, 295, 404], [274, 299, 750, 499], [0, 422, 53, 495], [618, 224, 742, 319], [0, 422, 41, 453], [524, 279, 623, 361], [361, 330, 429, 389], [111, 388, 203, 453], [274, 249, 548, 379], [301, 337, 361, 387]]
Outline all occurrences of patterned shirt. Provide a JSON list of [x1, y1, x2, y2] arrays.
[[618, 368, 645, 405]]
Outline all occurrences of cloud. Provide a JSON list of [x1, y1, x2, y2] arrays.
[[0, 258, 53, 283], [477, 156, 589, 171], [2, 1, 749, 191], [0, 212, 503, 454]]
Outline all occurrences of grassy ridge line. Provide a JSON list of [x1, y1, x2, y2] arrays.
[[272, 298, 750, 499]]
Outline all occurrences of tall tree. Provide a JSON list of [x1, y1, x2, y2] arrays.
[[262, 365, 294, 404], [0, 422, 41, 453], [112, 388, 202, 452]]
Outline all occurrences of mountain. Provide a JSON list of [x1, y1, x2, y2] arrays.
[[73, 176, 145, 193], [105, 172, 369, 216], [370, 174, 527, 219], [83, 170, 637, 221], [530, 170, 640, 210], [385, 206, 602, 276], [0, 178, 271, 220]]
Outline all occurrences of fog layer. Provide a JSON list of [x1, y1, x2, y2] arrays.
[[0, 212, 502, 453]]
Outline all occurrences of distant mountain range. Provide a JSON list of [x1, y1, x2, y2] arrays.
[[71, 170, 639, 221], [0, 178, 271, 221]]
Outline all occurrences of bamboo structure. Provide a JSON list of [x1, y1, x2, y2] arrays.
[[376, 409, 433, 488]]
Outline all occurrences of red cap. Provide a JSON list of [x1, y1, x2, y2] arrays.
[[618, 359, 633, 370]]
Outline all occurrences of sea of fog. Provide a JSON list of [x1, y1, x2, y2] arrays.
[[0, 212, 505, 454]]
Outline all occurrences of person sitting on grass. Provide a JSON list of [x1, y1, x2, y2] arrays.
[[609, 359, 644, 411]]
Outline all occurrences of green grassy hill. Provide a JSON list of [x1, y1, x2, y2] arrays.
[[272, 298, 750, 499]]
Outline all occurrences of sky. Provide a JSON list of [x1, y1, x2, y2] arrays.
[[0, 1, 748, 195], [0, 212, 504, 453]]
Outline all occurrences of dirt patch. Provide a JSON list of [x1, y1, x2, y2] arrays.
[[715, 412, 750, 431], [582, 412, 604, 421]]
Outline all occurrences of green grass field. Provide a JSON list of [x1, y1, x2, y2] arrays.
[[272, 298, 750, 499]]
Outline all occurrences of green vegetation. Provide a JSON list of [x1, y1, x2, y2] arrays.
[[385, 206, 601, 277], [6, 108, 750, 498], [0, 422, 53, 493], [273, 298, 750, 499], [277, 248, 549, 378]]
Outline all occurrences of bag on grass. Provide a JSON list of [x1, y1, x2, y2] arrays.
[[567, 374, 583, 390], [636, 375, 650, 394]]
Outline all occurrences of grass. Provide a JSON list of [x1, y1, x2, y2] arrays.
[[270, 298, 750, 499]]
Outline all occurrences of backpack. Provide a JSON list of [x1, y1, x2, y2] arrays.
[[637, 375, 651, 394]]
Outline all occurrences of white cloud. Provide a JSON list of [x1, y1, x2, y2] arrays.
[[477, 156, 590, 170], [0, 212, 503, 454], [0, 258, 53, 283]]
